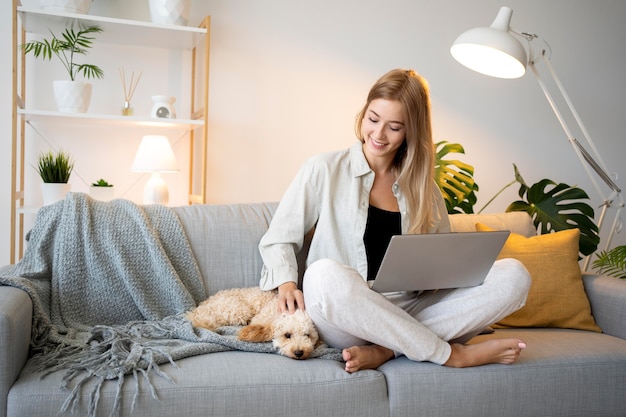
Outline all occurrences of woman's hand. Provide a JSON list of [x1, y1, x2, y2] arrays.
[[277, 281, 305, 313]]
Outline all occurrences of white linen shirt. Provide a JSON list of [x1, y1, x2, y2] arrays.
[[259, 141, 451, 290]]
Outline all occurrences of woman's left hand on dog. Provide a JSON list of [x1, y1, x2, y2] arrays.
[[277, 282, 305, 313]]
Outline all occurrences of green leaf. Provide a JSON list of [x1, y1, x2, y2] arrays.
[[506, 177, 600, 256], [435, 141, 478, 214], [21, 25, 104, 81], [36, 150, 74, 183], [75, 64, 104, 79], [91, 178, 113, 187], [592, 245, 626, 279]]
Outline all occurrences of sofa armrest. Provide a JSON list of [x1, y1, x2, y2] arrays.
[[0, 286, 32, 417], [583, 274, 626, 339]]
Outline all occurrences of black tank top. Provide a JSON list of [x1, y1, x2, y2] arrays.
[[364, 205, 401, 280]]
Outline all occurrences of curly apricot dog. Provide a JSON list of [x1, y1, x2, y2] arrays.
[[185, 287, 319, 359]]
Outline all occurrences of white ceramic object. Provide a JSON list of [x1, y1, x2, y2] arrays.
[[148, 0, 191, 26], [53, 80, 93, 113], [150, 95, 176, 119], [41, 183, 71, 206], [143, 172, 170, 205], [40, 0, 93, 14]]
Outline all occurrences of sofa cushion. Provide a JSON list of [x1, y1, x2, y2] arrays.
[[449, 211, 536, 236], [477, 224, 601, 332], [379, 328, 626, 417], [8, 352, 389, 417], [584, 274, 626, 339], [173, 203, 278, 295]]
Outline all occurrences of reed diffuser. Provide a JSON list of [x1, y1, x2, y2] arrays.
[[119, 67, 142, 116]]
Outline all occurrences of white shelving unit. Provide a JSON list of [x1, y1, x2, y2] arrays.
[[10, 2, 211, 262], [18, 7, 206, 49]]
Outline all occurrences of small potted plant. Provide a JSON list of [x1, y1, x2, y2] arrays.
[[37, 150, 74, 205], [21, 25, 104, 113], [89, 178, 115, 201]]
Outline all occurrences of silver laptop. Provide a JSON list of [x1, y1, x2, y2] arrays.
[[368, 231, 510, 293]]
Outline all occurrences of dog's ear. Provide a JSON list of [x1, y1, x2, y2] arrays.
[[238, 324, 273, 343]]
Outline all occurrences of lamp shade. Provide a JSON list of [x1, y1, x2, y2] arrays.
[[131, 135, 179, 172], [450, 6, 527, 79]]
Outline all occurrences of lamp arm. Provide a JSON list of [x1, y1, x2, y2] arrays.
[[528, 57, 621, 194], [527, 51, 623, 255], [570, 137, 621, 194], [541, 55, 620, 194]]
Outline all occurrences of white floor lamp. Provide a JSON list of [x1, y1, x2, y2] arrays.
[[450, 6, 624, 268]]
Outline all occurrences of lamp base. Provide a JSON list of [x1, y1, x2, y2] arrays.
[[143, 172, 169, 205]]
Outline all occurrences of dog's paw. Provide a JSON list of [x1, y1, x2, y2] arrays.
[[238, 324, 273, 343]]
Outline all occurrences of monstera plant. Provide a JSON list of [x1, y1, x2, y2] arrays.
[[484, 164, 600, 257], [434, 141, 478, 214], [433, 142, 599, 257]]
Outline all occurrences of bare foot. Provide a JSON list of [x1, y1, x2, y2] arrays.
[[342, 344, 395, 373], [444, 338, 527, 368]]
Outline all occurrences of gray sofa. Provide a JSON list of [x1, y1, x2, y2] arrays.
[[1, 201, 626, 417]]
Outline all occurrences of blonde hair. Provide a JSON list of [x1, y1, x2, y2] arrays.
[[355, 69, 435, 233]]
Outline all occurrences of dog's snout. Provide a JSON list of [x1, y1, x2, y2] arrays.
[[294, 350, 304, 358]]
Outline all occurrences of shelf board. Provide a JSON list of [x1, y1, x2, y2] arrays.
[[19, 109, 204, 129], [18, 7, 207, 50], [17, 206, 40, 215]]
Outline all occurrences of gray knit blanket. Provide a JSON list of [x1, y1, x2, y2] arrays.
[[0, 193, 342, 417]]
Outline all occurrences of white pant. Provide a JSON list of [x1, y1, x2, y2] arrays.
[[302, 258, 531, 365]]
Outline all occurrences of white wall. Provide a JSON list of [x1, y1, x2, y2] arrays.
[[2, 0, 625, 265], [0, 2, 12, 266], [198, 0, 626, 251]]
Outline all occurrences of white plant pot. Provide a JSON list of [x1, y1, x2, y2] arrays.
[[40, 0, 93, 14], [53, 80, 93, 113], [149, 0, 191, 26], [89, 186, 115, 202], [41, 183, 71, 206]]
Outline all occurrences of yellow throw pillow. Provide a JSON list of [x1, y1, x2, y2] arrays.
[[476, 223, 601, 332]]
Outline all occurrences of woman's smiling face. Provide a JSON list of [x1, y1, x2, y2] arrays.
[[361, 98, 406, 164]]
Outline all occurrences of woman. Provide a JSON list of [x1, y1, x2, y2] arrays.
[[259, 69, 531, 373]]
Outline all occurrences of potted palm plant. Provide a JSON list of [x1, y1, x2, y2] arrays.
[[37, 150, 74, 205], [89, 178, 115, 201], [21, 25, 104, 113]]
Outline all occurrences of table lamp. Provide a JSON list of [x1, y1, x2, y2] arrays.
[[450, 6, 623, 265], [131, 135, 179, 205]]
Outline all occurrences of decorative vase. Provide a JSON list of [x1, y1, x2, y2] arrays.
[[40, 0, 93, 14], [89, 186, 115, 202], [53, 80, 93, 113], [148, 0, 191, 26], [41, 183, 71, 206], [150, 95, 176, 119]]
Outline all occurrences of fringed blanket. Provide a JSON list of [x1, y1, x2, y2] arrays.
[[0, 193, 342, 417]]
